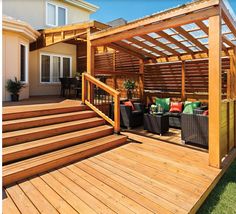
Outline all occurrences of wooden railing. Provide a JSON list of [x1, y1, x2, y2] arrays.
[[82, 73, 120, 133]]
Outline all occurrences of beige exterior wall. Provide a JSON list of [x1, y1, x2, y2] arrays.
[[3, 0, 91, 30], [29, 43, 76, 96], [2, 31, 30, 101]]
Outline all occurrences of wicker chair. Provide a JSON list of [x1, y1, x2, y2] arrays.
[[181, 113, 208, 147]]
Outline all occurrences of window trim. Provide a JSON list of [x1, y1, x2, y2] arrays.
[[40, 52, 72, 84], [19, 43, 28, 84], [46, 2, 68, 27]]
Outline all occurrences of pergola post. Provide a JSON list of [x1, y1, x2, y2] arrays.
[[87, 28, 95, 101], [208, 14, 222, 168], [139, 59, 144, 101], [181, 61, 186, 101]]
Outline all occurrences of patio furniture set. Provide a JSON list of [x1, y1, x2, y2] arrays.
[[117, 98, 209, 147], [59, 77, 82, 98]]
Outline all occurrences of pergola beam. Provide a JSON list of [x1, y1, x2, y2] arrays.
[[90, 7, 219, 47]]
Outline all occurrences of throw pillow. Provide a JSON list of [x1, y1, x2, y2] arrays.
[[124, 101, 135, 111], [183, 101, 193, 114], [169, 102, 183, 113], [155, 98, 170, 112], [183, 101, 202, 114]]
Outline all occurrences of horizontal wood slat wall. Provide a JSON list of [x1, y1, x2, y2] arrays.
[[78, 51, 140, 73], [144, 58, 230, 94]]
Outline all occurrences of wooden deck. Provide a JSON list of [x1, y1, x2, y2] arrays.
[[4, 136, 235, 214]]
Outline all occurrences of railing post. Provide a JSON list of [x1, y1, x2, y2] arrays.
[[82, 73, 86, 104], [114, 94, 120, 134]]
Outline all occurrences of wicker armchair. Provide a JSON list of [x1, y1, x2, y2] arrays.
[[181, 113, 208, 147]]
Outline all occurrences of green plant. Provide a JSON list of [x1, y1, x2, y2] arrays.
[[123, 79, 135, 90], [6, 77, 25, 95]]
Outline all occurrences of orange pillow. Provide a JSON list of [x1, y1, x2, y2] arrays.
[[124, 101, 135, 111], [169, 102, 183, 113]]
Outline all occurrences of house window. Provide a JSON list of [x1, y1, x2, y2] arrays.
[[40, 53, 72, 83], [20, 44, 28, 83], [46, 2, 67, 26]]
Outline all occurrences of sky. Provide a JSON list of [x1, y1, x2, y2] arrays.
[[88, 0, 236, 23]]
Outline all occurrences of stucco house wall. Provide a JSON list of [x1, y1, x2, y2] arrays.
[[2, 17, 40, 101], [29, 43, 77, 96], [3, 0, 97, 30]]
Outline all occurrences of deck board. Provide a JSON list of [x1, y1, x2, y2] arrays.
[[3, 138, 228, 214]]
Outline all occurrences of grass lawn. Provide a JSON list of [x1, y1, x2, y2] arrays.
[[197, 159, 236, 214]]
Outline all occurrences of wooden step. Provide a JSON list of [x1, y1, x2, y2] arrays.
[[3, 117, 105, 147], [3, 125, 113, 164], [3, 104, 88, 121], [3, 110, 97, 132], [3, 135, 127, 186]]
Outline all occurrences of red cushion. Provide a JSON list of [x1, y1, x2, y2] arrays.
[[169, 102, 183, 113], [203, 110, 208, 116], [124, 101, 135, 111]]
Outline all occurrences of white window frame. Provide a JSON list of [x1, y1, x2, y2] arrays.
[[40, 52, 72, 84], [19, 43, 28, 84], [46, 2, 68, 27]]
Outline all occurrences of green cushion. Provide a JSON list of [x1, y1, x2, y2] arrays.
[[183, 101, 201, 114], [155, 98, 170, 112]]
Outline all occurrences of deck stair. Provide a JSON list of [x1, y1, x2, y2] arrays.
[[2, 103, 127, 186]]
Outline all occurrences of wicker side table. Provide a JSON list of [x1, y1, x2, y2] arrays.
[[144, 113, 169, 135]]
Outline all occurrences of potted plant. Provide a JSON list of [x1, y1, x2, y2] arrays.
[[6, 77, 25, 101], [124, 79, 135, 99]]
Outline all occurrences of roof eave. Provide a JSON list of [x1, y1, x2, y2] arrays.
[[64, 0, 99, 13]]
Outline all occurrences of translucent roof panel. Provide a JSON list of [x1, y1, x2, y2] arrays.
[[181, 41, 193, 47], [172, 35, 185, 42], [225, 34, 236, 40], [175, 49, 186, 54], [143, 41, 155, 47], [131, 43, 142, 49], [122, 40, 131, 44], [182, 23, 199, 31], [189, 30, 207, 38], [133, 36, 144, 41], [189, 46, 201, 52], [222, 25, 231, 34], [162, 50, 172, 55], [167, 43, 179, 49], [163, 29, 175, 35], [198, 38, 208, 45], [157, 37, 169, 44], [154, 46, 164, 51], [148, 32, 159, 38], [202, 20, 209, 27], [150, 52, 160, 57], [143, 48, 152, 53]]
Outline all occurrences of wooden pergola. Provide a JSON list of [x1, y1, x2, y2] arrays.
[[86, 0, 236, 168]]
